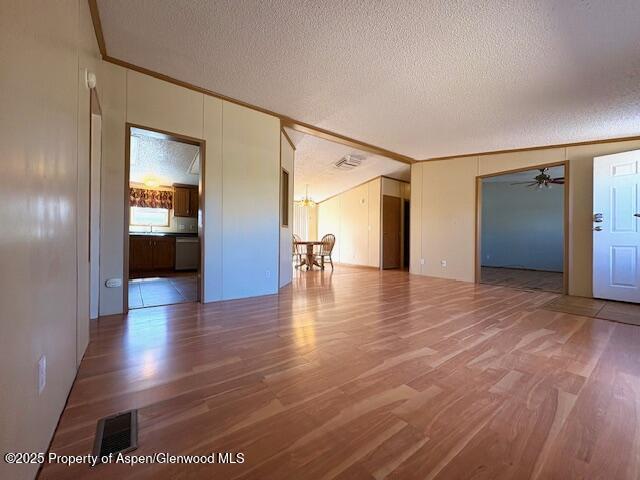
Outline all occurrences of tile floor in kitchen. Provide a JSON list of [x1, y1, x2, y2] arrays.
[[128, 273, 197, 309]]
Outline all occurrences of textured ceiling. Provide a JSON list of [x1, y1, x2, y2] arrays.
[[98, 1, 640, 159], [130, 128, 200, 186], [289, 130, 409, 202], [484, 165, 564, 183]]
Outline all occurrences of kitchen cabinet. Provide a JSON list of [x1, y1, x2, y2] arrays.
[[129, 235, 176, 276], [152, 237, 176, 269], [173, 185, 198, 217], [130, 236, 154, 272], [189, 188, 199, 218]]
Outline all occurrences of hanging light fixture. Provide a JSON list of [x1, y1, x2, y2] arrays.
[[296, 184, 316, 208]]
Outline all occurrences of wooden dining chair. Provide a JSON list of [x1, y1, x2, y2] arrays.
[[292, 234, 303, 268], [317, 234, 336, 270]]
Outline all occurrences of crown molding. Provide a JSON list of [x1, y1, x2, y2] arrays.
[[419, 134, 640, 162]]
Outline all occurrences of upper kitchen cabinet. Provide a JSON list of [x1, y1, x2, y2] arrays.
[[173, 185, 198, 217], [189, 188, 199, 217]]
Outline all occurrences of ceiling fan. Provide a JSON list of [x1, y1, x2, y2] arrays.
[[511, 168, 564, 189]]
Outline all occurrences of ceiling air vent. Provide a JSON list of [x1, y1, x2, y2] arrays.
[[334, 154, 365, 170]]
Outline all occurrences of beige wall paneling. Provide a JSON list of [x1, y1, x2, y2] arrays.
[[103, 67, 205, 313], [308, 206, 318, 241], [126, 70, 204, 139], [340, 183, 370, 266], [412, 140, 640, 298], [202, 96, 223, 302], [368, 178, 381, 267], [0, 1, 99, 478], [100, 65, 284, 308], [410, 164, 423, 274], [98, 62, 127, 315], [419, 157, 479, 282], [77, 0, 103, 364], [221, 101, 280, 299], [317, 178, 382, 268], [280, 133, 295, 287], [478, 148, 565, 176], [318, 195, 342, 263]]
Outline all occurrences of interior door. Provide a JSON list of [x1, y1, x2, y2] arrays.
[[593, 149, 640, 302], [382, 195, 402, 269]]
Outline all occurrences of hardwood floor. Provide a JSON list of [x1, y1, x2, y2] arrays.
[[40, 266, 640, 479], [481, 266, 564, 293]]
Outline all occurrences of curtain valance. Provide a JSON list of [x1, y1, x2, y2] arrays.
[[129, 187, 173, 209]]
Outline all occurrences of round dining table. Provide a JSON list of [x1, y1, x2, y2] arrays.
[[296, 240, 323, 270]]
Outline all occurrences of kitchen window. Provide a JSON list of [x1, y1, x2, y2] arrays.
[[130, 206, 170, 227]]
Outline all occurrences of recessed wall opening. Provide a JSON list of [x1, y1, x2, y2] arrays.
[[477, 163, 567, 293], [288, 128, 411, 276], [124, 125, 205, 311]]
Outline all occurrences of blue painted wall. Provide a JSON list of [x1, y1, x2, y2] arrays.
[[481, 181, 563, 272]]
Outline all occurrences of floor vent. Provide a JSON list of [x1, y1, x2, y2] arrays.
[[92, 409, 138, 462]]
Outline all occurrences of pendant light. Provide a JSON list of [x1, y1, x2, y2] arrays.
[[297, 184, 316, 208]]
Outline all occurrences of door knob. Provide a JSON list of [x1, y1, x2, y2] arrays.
[[593, 213, 603, 222], [634, 213, 640, 217], [594, 226, 603, 231]]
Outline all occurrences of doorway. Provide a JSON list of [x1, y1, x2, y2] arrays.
[[476, 162, 568, 293], [382, 195, 402, 269], [403, 199, 410, 269], [124, 124, 205, 311], [593, 149, 640, 303]]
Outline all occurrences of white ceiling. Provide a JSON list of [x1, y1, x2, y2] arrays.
[[289, 130, 410, 202], [484, 165, 564, 183], [98, 1, 640, 159], [130, 128, 200, 186]]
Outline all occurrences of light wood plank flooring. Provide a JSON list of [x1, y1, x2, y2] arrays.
[[41, 266, 640, 479]]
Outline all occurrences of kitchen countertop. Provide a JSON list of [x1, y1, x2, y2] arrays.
[[129, 232, 198, 237]]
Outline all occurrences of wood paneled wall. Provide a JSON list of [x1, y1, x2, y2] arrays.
[[410, 139, 640, 297], [99, 65, 281, 313]]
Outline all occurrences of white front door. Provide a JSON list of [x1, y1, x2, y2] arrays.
[[593, 149, 640, 302]]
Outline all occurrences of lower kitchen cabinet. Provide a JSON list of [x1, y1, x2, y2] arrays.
[[129, 235, 176, 276]]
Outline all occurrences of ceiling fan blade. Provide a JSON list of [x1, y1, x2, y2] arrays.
[[551, 178, 565, 184]]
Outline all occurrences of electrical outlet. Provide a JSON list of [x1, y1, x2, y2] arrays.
[[420, 258, 425, 265], [38, 355, 46, 395], [265, 270, 271, 278], [441, 260, 447, 267]]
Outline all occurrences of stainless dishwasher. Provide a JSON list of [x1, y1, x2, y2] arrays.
[[175, 237, 200, 270]]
